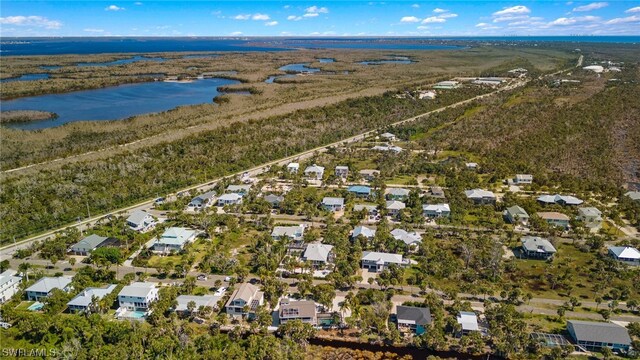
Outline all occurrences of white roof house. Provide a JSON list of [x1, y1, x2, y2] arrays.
[[372, 145, 403, 153], [287, 162, 300, 173], [422, 203, 450, 218], [0, 270, 22, 304], [625, 191, 640, 202], [362, 251, 403, 264], [26, 276, 73, 301], [391, 229, 422, 246], [118, 282, 159, 311], [322, 197, 345, 211], [302, 243, 334, 263], [583, 65, 604, 73], [271, 225, 305, 241], [218, 193, 243, 205], [353, 204, 378, 214], [225, 283, 264, 316], [380, 132, 397, 141], [537, 194, 583, 206], [153, 227, 197, 252], [352, 225, 376, 239], [514, 174, 533, 184], [386, 200, 406, 211], [457, 311, 480, 332], [304, 164, 325, 180], [67, 284, 117, 312], [385, 188, 411, 199], [69, 234, 110, 255], [608, 246, 640, 265]]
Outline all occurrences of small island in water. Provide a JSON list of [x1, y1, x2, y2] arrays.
[[0, 110, 58, 124]]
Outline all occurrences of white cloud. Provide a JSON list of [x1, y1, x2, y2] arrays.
[[283, 5, 290, 9], [476, 22, 489, 27], [229, 31, 243, 36], [0, 15, 62, 29], [83, 28, 104, 33], [305, 6, 329, 14], [411, 4, 420, 8], [433, 8, 447, 13], [105, 5, 124, 11], [287, 15, 302, 21], [493, 5, 530, 16], [475, 22, 500, 30], [625, 6, 640, 13], [134, 2, 143, 5], [605, 15, 640, 24], [493, 15, 530, 23], [439, 13, 458, 19], [400, 16, 421, 23], [548, 15, 599, 25], [422, 16, 446, 23], [303, 13, 319, 18], [234, 14, 250, 20], [417, 25, 429, 29], [265, 21, 278, 26], [252, 13, 270, 21], [572, 2, 608, 12]]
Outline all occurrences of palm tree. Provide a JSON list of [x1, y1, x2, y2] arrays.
[[18, 262, 30, 282]]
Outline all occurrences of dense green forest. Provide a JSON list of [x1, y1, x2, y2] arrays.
[[0, 88, 486, 243]]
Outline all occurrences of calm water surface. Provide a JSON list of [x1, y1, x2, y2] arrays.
[[3, 78, 239, 130]]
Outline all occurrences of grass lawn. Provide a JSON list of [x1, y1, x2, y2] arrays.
[[522, 313, 566, 333], [385, 175, 417, 186], [15, 301, 35, 310]]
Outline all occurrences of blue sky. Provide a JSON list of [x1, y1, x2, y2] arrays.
[[1, 1, 639, 37]]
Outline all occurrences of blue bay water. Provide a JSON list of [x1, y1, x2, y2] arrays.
[[2, 78, 239, 130]]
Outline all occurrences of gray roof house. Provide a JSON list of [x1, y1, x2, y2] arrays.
[[302, 243, 334, 266], [271, 225, 305, 241], [359, 169, 380, 181], [353, 204, 378, 215], [26, 276, 73, 301], [429, 186, 445, 198], [567, 320, 632, 352], [396, 305, 432, 335], [118, 282, 159, 311], [67, 284, 117, 312], [322, 197, 344, 212], [264, 194, 285, 207], [335, 166, 349, 179], [225, 283, 264, 317], [514, 174, 533, 184], [352, 225, 376, 239], [577, 207, 603, 232], [152, 227, 197, 253], [69, 234, 115, 256], [386, 200, 406, 216], [175, 294, 222, 313], [385, 188, 411, 200], [505, 205, 530, 225], [380, 132, 397, 141], [188, 190, 217, 210], [465, 189, 497, 205], [521, 236, 557, 259], [127, 210, 155, 232], [608, 246, 640, 266], [279, 299, 318, 325], [226, 184, 251, 195], [361, 251, 405, 272]]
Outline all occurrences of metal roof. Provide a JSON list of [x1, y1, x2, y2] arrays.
[[568, 320, 631, 345], [26, 276, 73, 294], [118, 282, 157, 298], [521, 236, 557, 254], [397, 306, 432, 325], [303, 243, 334, 263]]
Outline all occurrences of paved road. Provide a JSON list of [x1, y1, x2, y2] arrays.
[[0, 80, 527, 259]]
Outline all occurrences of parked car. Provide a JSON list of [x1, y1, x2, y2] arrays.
[[224, 276, 232, 282], [215, 287, 227, 296], [197, 274, 207, 281]]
